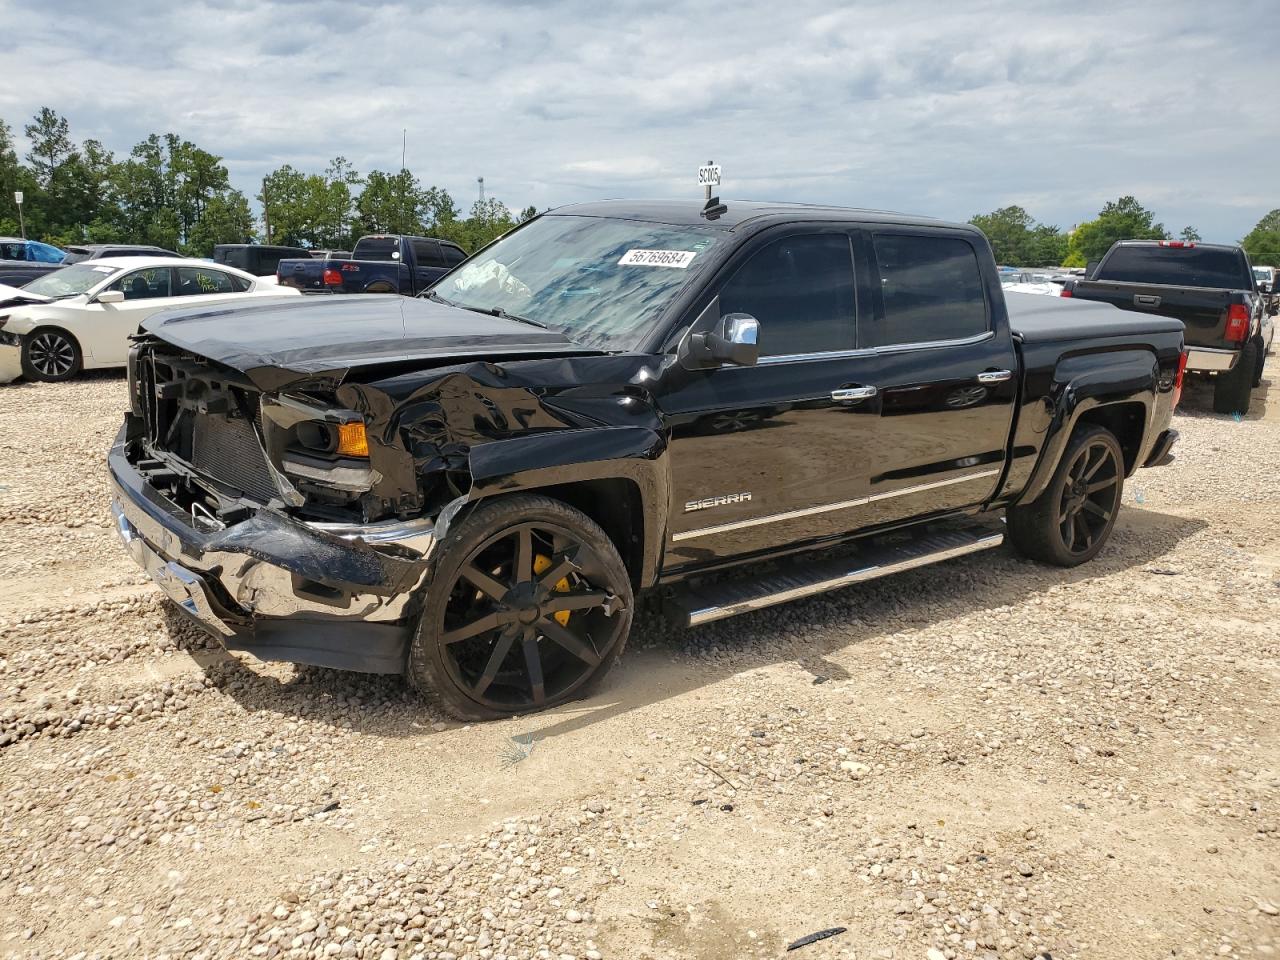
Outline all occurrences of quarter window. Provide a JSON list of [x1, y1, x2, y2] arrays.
[[867, 234, 988, 347], [719, 234, 856, 357]]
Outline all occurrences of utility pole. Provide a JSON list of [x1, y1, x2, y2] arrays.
[[399, 128, 407, 231], [260, 179, 271, 243], [477, 177, 485, 206]]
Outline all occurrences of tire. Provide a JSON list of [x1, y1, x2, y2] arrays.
[[1213, 338, 1256, 414], [21, 327, 82, 382], [407, 494, 634, 721], [1007, 424, 1125, 568], [1251, 336, 1266, 387]]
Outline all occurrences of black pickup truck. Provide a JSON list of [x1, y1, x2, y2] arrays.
[[276, 234, 467, 294], [109, 200, 1184, 720], [1063, 240, 1265, 413]]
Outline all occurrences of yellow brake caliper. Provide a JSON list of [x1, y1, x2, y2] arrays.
[[533, 554, 572, 626]]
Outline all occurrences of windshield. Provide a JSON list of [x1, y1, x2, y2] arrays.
[[23, 263, 120, 298], [430, 215, 724, 350], [1254, 267, 1273, 280]]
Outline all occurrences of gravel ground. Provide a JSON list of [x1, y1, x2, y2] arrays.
[[0, 362, 1277, 960]]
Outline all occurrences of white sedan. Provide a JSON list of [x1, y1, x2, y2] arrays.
[[0, 257, 301, 383]]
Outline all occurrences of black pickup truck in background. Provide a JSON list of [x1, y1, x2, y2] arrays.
[[110, 200, 1184, 720], [1063, 240, 1265, 413], [276, 234, 467, 294]]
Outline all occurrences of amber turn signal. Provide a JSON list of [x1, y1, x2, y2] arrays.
[[336, 421, 369, 458]]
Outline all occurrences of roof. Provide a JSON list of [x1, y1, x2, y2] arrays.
[[66, 256, 259, 282], [544, 198, 960, 232], [1111, 239, 1241, 252], [65, 243, 172, 251]]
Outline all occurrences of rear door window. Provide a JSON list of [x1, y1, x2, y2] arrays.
[[412, 239, 445, 268], [1097, 246, 1252, 289], [866, 234, 988, 347], [718, 233, 856, 358], [176, 267, 239, 295], [442, 244, 466, 266]]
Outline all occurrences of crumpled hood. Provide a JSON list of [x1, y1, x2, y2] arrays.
[[140, 293, 600, 391], [0, 284, 53, 308]]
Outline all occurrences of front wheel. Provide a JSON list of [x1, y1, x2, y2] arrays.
[[21, 328, 82, 382], [408, 494, 634, 721], [1007, 424, 1125, 567]]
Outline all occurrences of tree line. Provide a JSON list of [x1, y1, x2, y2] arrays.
[[4, 107, 1278, 267], [971, 196, 1280, 268], [0, 107, 534, 257]]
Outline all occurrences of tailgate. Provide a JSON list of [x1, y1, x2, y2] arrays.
[[1071, 281, 1232, 345], [277, 258, 329, 292]]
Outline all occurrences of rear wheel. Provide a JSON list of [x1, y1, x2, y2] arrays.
[[1007, 424, 1124, 567], [408, 494, 633, 721], [1213, 338, 1256, 414], [1251, 335, 1266, 387], [21, 328, 82, 382]]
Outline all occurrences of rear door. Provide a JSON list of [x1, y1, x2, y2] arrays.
[[856, 229, 1018, 527], [411, 238, 450, 290]]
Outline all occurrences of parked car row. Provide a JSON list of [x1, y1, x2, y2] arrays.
[[0, 257, 299, 383]]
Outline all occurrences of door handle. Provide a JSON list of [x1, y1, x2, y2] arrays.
[[976, 370, 1013, 384], [1134, 294, 1161, 307], [831, 385, 877, 401]]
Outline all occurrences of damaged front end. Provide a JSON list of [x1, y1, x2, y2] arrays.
[[110, 339, 442, 673]]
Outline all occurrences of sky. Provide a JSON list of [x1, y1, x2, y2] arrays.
[[2, 0, 1278, 242]]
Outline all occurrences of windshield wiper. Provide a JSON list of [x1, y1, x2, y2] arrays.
[[461, 305, 547, 329], [423, 289, 455, 306]]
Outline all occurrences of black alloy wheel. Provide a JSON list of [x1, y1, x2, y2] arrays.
[[410, 495, 633, 720], [21, 329, 81, 382], [1055, 437, 1121, 558], [1006, 424, 1125, 568]]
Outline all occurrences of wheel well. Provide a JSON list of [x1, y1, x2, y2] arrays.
[[529, 479, 646, 587], [1076, 402, 1146, 474], [26, 325, 81, 350]]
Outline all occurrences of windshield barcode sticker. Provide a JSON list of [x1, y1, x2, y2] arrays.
[[618, 249, 697, 268]]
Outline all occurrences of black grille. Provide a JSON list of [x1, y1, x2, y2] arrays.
[[191, 410, 279, 503]]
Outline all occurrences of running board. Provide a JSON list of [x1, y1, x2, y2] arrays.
[[666, 523, 1005, 627]]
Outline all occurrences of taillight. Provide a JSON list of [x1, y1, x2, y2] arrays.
[[322, 268, 343, 287], [1158, 240, 1195, 248], [1173, 349, 1188, 408], [1060, 287, 1073, 298], [1224, 304, 1250, 343]]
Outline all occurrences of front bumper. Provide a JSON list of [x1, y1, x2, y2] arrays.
[[109, 427, 435, 674], [1185, 346, 1238, 373]]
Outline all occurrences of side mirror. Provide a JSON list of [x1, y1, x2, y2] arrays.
[[95, 290, 125, 304], [687, 313, 760, 367]]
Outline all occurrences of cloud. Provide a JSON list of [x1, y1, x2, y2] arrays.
[[0, 0, 1277, 240]]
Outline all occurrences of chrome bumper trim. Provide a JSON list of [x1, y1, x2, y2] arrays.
[[1185, 346, 1238, 372], [672, 468, 1001, 542], [113, 500, 235, 636]]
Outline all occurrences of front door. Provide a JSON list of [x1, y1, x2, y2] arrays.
[[856, 230, 1018, 527], [657, 230, 881, 569], [90, 266, 176, 363]]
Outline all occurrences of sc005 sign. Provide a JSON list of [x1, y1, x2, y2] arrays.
[[697, 164, 721, 187]]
